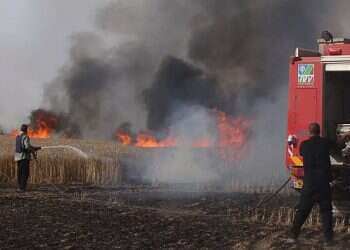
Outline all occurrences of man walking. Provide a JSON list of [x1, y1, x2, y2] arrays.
[[291, 123, 334, 243], [14, 124, 41, 192]]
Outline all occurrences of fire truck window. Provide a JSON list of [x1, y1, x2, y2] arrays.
[[324, 72, 350, 141]]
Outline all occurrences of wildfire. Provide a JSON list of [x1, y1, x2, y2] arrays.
[[117, 130, 177, 148], [216, 111, 250, 148], [11, 109, 58, 139], [116, 111, 251, 150], [135, 133, 177, 148], [215, 111, 251, 161], [117, 130, 132, 145], [11, 122, 52, 139]]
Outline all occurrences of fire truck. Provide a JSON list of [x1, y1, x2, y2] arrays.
[[286, 36, 350, 208]]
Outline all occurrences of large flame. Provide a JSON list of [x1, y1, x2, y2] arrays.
[[11, 122, 52, 139], [116, 111, 251, 150], [11, 110, 58, 139]]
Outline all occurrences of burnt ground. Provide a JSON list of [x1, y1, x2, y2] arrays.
[[1, 185, 350, 249]]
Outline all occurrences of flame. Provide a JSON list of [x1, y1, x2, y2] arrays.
[[116, 110, 251, 151], [135, 133, 177, 148], [10, 109, 59, 139], [217, 111, 250, 148], [216, 111, 251, 161], [117, 130, 132, 145], [11, 121, 53, 139]]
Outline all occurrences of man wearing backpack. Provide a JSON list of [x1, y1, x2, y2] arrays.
[[14, 124, 41, 192]]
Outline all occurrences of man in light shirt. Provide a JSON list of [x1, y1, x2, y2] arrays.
[[14, 124, 41, 192]]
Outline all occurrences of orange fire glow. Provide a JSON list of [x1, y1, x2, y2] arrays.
[[117, 130, 177, 148], [116, 111, 251, 151], [135, 133, 177, 148], [117, 130, 132, 145], [216, 111, 250, 148], [216, 111, 251, 161], [11, 121, 52, 139], [191, 138, 211, 148]]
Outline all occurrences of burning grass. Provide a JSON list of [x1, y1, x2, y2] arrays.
[[116, 110, 251, 150], [0, 134, 286, 190]]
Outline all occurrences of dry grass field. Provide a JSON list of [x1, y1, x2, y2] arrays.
[[0, 135, 124, 185], [0, 134, 281, 189]]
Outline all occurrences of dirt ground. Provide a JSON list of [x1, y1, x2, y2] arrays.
[[1, 185, 350, 249]]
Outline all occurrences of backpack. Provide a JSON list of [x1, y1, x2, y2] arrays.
[[15, 134, 28, 153]]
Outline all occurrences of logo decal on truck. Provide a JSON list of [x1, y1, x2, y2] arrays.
[[298, 64, 314, 86]]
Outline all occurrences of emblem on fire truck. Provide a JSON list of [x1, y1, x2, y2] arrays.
[[298, 64, 314, 85]]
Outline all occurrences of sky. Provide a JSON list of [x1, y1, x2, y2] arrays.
[[0, 1, 110, 130]]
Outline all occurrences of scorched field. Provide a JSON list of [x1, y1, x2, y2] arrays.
[[1, 135, 350, 249]]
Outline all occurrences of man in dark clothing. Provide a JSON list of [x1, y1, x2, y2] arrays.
[[291, 123, 334, 242], [14, 124, 41, 192]]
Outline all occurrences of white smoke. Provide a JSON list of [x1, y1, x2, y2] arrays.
[[145, 106, 220, 183], [0, 0, 111, 131]]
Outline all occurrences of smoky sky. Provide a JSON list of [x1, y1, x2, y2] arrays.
[[0, 0, 113, 131], [3, 0, 350, 138]]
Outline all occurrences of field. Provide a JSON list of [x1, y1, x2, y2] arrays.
[[0, 135, 122, 185], [1, 135, 350, 249]]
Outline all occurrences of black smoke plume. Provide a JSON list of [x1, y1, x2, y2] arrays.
[[40, 0, 340, 138], [144, 56, 227, 131], [29, 109, 79, 137]]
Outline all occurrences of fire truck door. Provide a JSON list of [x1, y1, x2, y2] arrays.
[[294, 88, 317, 136], [293, 60, 323, 140]]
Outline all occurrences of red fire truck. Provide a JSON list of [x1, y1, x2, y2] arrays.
[[286, 37, 350, 196]]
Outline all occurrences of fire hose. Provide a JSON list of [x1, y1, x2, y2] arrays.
[[256, 177, 291, 208], [30, 145, 89, 193], [40, 145, 88, 158]]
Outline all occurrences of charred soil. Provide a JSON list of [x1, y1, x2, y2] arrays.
[[0, 186, 350, 249]]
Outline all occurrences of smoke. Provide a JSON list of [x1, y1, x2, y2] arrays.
[[44, 34, 155, 138], [42, 1, 323, 137], [0, 0, 113, 131], [237, 86, 288, 184], [144, 56, 225, 131], [16, 0, 350, 183], [144, 106, 220, 184]]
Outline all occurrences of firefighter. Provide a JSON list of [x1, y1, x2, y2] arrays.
[[290, 123, 334, 243], [14, 124, 41, 192]]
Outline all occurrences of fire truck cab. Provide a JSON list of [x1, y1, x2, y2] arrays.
[[287, 37, 350, 192]]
